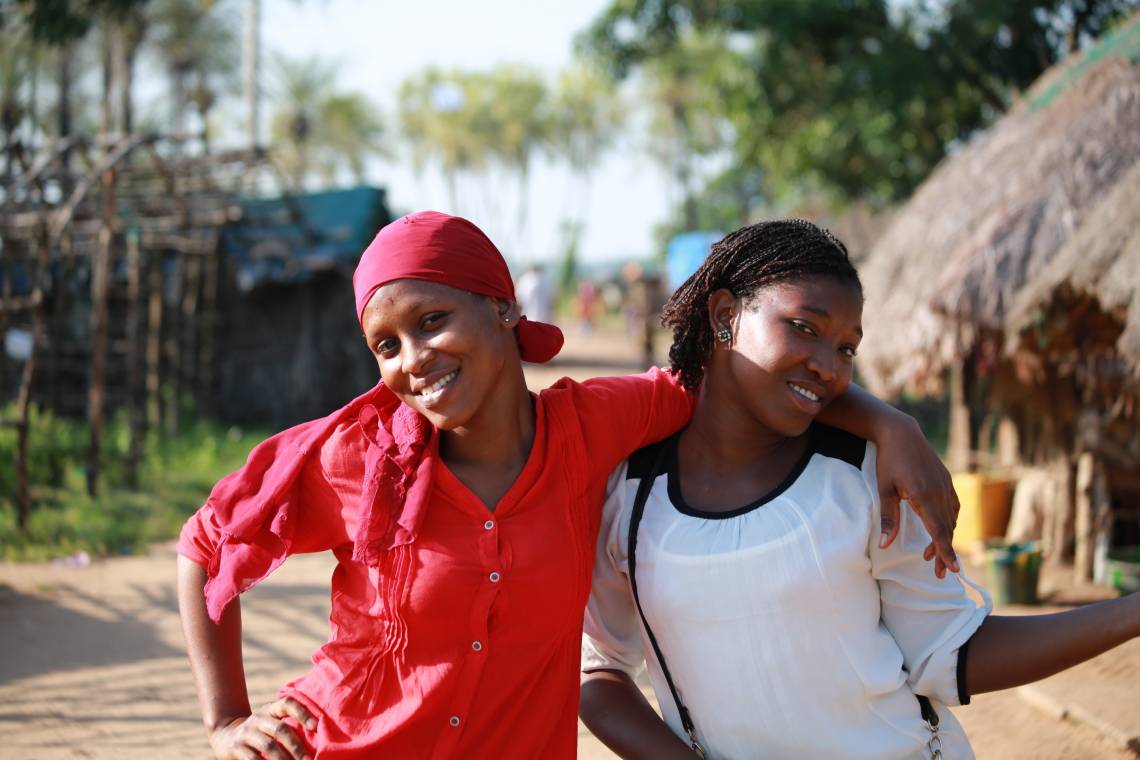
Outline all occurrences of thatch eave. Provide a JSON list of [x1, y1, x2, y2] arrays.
[[858, 15, 1140, 398], [1006, 163, 1140, 379]]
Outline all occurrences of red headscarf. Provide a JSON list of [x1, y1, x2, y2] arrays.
[[353, 210, 564, 363]]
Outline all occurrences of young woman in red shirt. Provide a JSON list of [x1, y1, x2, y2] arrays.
[[177, 211, 960, 759]]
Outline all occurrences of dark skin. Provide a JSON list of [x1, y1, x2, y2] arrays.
[[179, 278, 961, 758], [579, 276, 1140, 758]]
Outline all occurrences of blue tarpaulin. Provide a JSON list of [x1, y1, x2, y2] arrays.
[[223, 186, 390, 291], [665, 231, 722, 291]]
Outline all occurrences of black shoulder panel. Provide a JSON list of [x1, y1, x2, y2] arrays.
[[626, 436, 672, 480], [811, 423, 867, 469]]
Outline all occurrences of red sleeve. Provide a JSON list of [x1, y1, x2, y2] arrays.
[[175, 425, 360, 568], [566, 367, 694, 480]]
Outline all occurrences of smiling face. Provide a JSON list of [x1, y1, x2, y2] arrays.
[[705, 275, 864, 439], [361, 278, 521, 431]]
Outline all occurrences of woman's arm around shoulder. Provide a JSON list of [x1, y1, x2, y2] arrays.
[[558, 368, 695, 477], [818, 382, 960, 577]]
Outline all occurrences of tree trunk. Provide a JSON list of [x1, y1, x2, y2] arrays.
[[101, 20, 115, 135], [243, 0, 261, 149]]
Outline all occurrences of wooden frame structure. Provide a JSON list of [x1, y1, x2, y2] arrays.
[[1, 133, 291, 528]]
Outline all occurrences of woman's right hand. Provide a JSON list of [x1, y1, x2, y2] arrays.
[[209, 697, 316, 760]]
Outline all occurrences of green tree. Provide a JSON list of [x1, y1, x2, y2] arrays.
[[578, 0, 1140, 210]]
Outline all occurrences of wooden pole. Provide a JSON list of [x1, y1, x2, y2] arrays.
[[180, 254, 201, 411], [146, 252, 164, 432], [125, 227, 144, 488], [947, 355, 972, 473], [198, 238, 221, 417], [86, 167, 115, 497], [15, 224, 52, 530], [164, 257, 183, 437]]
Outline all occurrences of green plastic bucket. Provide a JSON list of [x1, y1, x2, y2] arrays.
[[984, 540, 1042, 605], [1105, 546, 1140, 595]]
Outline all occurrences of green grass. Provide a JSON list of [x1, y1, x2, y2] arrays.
[[0, 406, 266, 562]]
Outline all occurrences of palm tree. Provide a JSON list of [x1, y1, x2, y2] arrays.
[[147, 0, 239, 140], [315, 92, 385, 185], [398, 68, 494, 211], [483, 64, 548, 247], [269, 54, 385, 189], [548, 60, 625, 225]]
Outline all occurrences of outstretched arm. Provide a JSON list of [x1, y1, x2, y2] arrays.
[[965, 593, 1140, 695], [580, 669, 699, 760], [178, 556, 314, 759], [817, 382, 960, 577]]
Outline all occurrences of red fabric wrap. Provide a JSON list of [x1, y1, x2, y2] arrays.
[[353, 210, 563, 363], [198, 382, 435, 622]]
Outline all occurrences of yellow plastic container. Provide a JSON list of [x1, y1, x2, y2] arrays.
[[951, 473, 1013, 553]]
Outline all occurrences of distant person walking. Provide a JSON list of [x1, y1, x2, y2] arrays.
[[515, 263, 554, 325], [622, 261, 664, 370]]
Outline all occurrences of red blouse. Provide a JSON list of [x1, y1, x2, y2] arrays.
[[178, 369, 692, 758]]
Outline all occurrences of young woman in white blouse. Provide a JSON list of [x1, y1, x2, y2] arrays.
[[579, 220, 1140, 760]]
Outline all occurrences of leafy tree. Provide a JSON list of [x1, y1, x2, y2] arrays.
[[578, 0, 1140, 213]]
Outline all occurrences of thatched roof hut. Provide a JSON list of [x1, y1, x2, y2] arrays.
[[1006, 162, 1140, 386], [858, 16, 1140, 398], [855, 17, 1140, 575]]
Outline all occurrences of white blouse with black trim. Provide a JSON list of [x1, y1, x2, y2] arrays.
[[583, 424, 992, 760]]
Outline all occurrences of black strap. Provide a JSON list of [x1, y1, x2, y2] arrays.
[[627, 441, 705, 756]]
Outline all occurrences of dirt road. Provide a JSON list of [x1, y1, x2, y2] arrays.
[[2, 328, 1136, 759]]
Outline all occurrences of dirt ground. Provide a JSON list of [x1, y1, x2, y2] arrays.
[[2, 326, 1137, 759]]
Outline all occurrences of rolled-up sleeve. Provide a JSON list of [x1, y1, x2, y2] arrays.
[[582, 463, 646, 679], [866, 444, 992, 706]]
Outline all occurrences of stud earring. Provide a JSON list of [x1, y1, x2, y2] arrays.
[[503, 316, 512, 323], [716, 327, 732, 344]]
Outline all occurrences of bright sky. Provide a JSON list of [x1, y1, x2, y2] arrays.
[[263, 0, 672, 265]]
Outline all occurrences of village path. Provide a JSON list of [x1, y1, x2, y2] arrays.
[[1, 325, 1137, 759]]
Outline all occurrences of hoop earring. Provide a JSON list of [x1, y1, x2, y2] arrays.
[[716, 327, 732, 344]]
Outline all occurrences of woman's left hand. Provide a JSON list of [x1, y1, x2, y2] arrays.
[[875, 414, 960, 578]]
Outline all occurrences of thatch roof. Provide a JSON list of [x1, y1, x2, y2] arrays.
[[1006, 161, 1140, 376], [858, 15, 1140, 397]]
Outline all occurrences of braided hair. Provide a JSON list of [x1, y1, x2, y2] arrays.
[[661, 219, 862, 392]]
